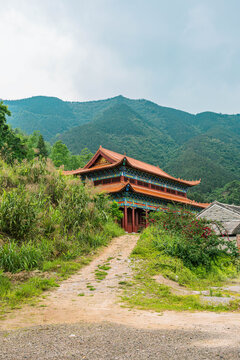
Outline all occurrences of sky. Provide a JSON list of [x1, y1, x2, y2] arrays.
[[1, 0, 240, 114]]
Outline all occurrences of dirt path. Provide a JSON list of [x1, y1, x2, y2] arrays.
[[1, 234, 240, 350]]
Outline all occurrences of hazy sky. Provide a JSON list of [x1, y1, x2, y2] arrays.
[[1, 0, 240, 113]]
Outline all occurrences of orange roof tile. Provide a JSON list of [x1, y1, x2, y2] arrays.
[[97, 183, 125, 193], [98, 182, 209, 209], [63, 146, 201, 187]]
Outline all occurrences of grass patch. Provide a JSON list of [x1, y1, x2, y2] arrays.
[[98, 264, 111, 271], [0, 276, 59, 312], [95, 270, 108, 280], [41, 259, 83, 279], [86, 284, 96, 291], [0, 253, 94, 314], [121, 230, 240, 312], [94, 262, 111, 281]]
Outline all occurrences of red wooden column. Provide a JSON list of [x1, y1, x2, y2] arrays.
[[132, 207, 135, 233], [124, 206, 128, 231]]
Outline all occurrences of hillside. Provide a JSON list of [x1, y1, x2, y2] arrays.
[[4, 95, 240, 201], [59, 103, 177, 167]]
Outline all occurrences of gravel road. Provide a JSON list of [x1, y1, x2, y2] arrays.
[[1, 322, 240, 360]]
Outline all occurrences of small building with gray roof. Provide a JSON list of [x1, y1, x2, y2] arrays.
[[197, 201, 240, 249]]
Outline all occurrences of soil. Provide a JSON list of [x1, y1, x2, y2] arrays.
[[1, 234, 240, 359]]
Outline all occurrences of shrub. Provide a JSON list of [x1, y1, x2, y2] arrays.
[[0, 159, 18, 192], [0, 187, 38, 240], [0, 157, 123, 275], [17, 158, 47, 184], [150, 207, 239, 268]]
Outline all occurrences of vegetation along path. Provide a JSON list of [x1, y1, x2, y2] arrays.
[[1, 234, 240, 359]]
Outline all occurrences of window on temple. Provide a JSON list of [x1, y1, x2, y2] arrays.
[[94, 177, 122, 186], [112, 177, 120, 183], [177, 191, 186, 197]]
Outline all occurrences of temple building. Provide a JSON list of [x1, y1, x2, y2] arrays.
[[64, 146, 208, 232]]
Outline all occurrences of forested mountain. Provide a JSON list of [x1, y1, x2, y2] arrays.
[[4, 95, 240, 202]]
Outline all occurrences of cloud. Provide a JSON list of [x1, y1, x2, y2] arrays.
[[1, 0, 240, 113]]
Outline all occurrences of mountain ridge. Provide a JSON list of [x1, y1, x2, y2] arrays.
[[4, 95, 240, 200]]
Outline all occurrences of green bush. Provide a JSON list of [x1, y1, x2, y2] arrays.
[[134, 228, 239, 290], [150, 207, 239, 268], [17, 158, 47, 184], [0, 188, 38, 240], [0, 157, 123, 275], [0, 159, 18, 192]]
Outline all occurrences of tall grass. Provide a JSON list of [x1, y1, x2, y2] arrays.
[[0, 188, 38, 240], [0, 158, 123, 275]]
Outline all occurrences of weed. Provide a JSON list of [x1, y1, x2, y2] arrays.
[[95, 270, 108, 280], [0, 272, 11, 296], [98, 264, 111, 271], [86, 284, 96, 291], [119, 281, 126, 285], [119, 281, 131, 286]]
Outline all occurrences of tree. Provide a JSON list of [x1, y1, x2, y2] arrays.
[[62, 147, 93, 171], [36, 134, 48, 158], [0, 101, 27, 163], [50, 140, 70, 167], [78, 148, 93, 167]]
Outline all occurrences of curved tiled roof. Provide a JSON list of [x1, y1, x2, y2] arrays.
[[97, 181, 208, 209], [63, 146, 201, 187]]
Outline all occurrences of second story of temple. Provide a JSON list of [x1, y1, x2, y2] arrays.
[[64, 146, 207, 210]]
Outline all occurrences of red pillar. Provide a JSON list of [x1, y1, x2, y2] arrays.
[[132, 207, 135, 233], [124, 206, 128, 232]]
